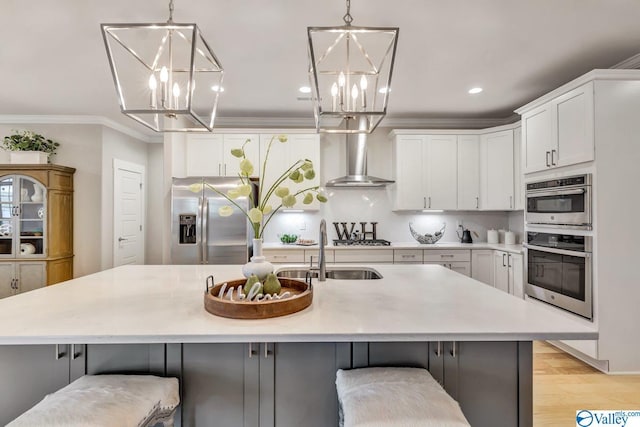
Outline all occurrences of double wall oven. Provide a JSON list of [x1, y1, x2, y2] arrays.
[[524, 174, 593, 320]]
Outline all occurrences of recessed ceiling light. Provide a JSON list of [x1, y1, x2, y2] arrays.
[[379, 87, 391, 94], [299, 86, 312, 94], [468, 87, 483, 94], [211, 85, 225, 92]]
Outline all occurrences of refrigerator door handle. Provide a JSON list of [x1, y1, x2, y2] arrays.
[[197, 197, 204, 264], [202, 199, 209, 264]]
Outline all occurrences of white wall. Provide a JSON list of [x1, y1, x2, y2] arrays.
[[146, 143, 164, 264], [0, 124, 103, 277], [100, 126, 149, 269]]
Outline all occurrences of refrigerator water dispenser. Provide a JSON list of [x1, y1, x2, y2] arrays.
[[179, 214, 197, 244]]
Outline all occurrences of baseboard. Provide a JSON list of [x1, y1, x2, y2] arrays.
[[547, 340, 609, 373]]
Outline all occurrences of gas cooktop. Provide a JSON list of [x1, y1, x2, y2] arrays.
[[333, 239, 391, 247]]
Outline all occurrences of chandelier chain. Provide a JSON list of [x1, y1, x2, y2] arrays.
[[168, 0, 174, 22], [343, 0, 353, 25]]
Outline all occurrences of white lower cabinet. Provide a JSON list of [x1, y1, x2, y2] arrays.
[[0, 262, 46, 298], [493, 251, 524, 298], [263, 250, 305, 264], [471, 250, 494, 286]]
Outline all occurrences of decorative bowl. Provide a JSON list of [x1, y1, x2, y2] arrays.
[[409, 222, 446, 244]]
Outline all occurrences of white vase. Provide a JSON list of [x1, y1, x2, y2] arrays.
[[30, 186, 44, 203], [10, 151, 48, 164], [242, 238, 274, 280]]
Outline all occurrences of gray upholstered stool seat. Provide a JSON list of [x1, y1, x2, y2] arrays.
[[8, 374, 179, 427], [336, 367, 470, 427]]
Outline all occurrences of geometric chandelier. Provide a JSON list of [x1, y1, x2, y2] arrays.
[[307, 0, 399, 134], [101, 0, 223, 132]]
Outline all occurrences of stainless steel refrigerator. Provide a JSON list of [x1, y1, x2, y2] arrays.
[[171, 177, 254, 264]]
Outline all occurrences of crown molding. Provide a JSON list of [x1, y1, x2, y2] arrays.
[[612, 52, 640, 69], [515, 69, 640, 114], [0, 115, 160, 143], [380, 114, 519, 129]]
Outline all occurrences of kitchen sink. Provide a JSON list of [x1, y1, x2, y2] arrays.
[[276, 267, 382, 280]]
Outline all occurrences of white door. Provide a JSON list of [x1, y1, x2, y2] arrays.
[[471, 250, 494, 286], [483, 130, 514, 210], [457, 135, 480, 210], [493, 251, 509, 293], [553, 82, 594, 168], [186, 134, 224, 176], [16, 262, 46, 293], [392, 136, 426, 210], [522, 104, 554, 173], [426, 135, 458, 210], [223, 134, 260, 177], [114, 160, 145, 267]]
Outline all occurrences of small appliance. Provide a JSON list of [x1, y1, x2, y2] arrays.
[[525, 174, 592, 229]]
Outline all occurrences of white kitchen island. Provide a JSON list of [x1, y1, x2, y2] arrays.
[[0, 264, 596, 427]]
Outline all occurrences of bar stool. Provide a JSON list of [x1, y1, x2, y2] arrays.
[[8, 375, 179, 427], [336, 367, 470, 427]]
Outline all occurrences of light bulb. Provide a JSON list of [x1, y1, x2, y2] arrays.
[[331, 83, 338, 96], [338, 72, 345, 87], [160, 66, 169, 83], [360, 75, 367, 90], [173, 83, 180, 98], [148, 75, 157, 90], [351, 84, 358, 100]]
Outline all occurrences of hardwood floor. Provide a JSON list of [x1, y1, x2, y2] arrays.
[[533, 341, 640, 426]]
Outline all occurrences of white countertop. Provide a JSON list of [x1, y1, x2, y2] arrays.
[[264, 241, 524, 254], [0, 264, 595, 344]]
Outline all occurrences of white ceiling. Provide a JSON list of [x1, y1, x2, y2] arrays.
[[2, 0, 640, 136]]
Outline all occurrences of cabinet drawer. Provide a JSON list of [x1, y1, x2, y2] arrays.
[[423, 249, 470, 262], [304, 249, 334, 264], [263, 250, 305, 263], [334, 249, 393, 263], [394, 249, 423, 263]]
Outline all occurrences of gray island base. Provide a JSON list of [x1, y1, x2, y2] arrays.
[[0, 265, 596, 426]]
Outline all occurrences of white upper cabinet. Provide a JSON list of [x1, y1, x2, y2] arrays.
[[457, 135, 480, 210], [521, 81, 594, 173], [222, 134, 261, 177], [481, 129, 514, 210], [392, 135, 427, 210], [425, 135, 458, 210], [259, 133, 321, 210], [552, 82, 595, 168], [186, 134, 260, 177], [392, 135, 457, 210], [513, 127, 524, 211]]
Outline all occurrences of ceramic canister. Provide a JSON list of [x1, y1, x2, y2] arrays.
[[504, 231, 516, 245], [487, 229, 499, 244]]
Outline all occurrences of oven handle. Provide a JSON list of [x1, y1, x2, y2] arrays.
[[526, 188, 585, 198], [523, 243, 591, 258]]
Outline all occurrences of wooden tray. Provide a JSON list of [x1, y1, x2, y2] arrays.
[[204, 277, 313, 319]]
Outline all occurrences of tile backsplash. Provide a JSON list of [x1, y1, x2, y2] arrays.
[[263, 188, 523, 244]]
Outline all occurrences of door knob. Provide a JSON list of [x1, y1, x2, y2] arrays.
[[118, 237, 128, 242]]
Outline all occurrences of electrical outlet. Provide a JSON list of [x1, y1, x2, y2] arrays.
[[456, 220, 463, 229]]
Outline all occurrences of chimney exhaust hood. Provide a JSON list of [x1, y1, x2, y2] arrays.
[[325, 133, 394, 188]]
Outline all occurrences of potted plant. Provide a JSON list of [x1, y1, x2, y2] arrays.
[[190, 134, 328, 278], [2, 130, 60, 164]]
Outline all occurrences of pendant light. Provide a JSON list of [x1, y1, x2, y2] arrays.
[[307, 0, 399, 134], [101, 0, 224, 132]]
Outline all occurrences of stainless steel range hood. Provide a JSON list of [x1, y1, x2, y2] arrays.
[[325, 133, 394, 188]]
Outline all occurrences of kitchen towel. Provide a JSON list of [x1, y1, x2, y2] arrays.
[[336, 367, 470, 427]]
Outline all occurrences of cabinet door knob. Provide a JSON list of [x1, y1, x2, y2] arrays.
[[551, 149, 557, 166], [502, 253, 506, 267], [546, 151, 551, 167], [476, 197, 479, 209], [434, 341, 441, 357], [450, 341, 457, 358], [248, 342, 257, 358]]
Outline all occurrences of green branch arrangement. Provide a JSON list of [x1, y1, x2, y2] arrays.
[[190, 135, 327, 239], [2, 130, 60, 160]]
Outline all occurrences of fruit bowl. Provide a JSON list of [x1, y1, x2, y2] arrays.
[[204, 277, 312, 319], [409, 223, 446, 244]]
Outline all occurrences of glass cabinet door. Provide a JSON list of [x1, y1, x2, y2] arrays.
[[0, 177, 15, 256], [0, 175, 47, 258], [17, 177, 46, 257]]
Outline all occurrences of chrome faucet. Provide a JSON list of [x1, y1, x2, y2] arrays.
[[318, 219, 327, 281]]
